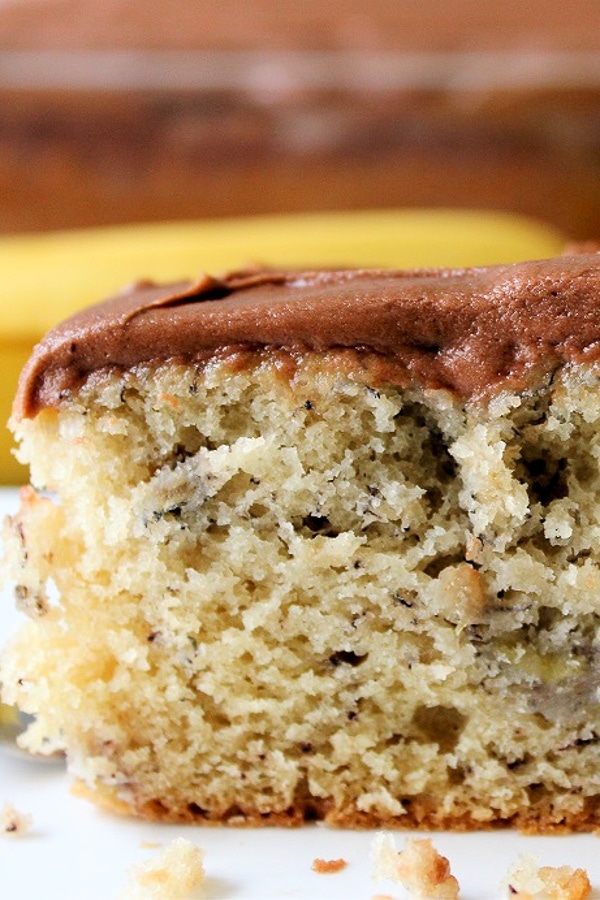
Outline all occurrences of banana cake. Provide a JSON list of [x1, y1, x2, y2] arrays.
[[4, 254, 600, 831]]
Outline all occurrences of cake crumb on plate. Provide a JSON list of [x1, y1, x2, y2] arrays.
[[503, 854, 591, 899], [311, 857, 347, 873], [371, 833, 459, 899], [121, 836, 204, 899], [1, 801, 32, 837]]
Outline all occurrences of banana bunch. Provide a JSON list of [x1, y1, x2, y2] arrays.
[[0, 209, 563, 483]]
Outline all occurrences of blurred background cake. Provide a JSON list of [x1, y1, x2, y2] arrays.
[[1, 0, 600, 237]]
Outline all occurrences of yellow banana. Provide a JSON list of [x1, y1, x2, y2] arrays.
[[0, 209, 564, 483]]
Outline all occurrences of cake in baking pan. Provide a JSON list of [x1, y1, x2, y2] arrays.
[[4, 253, 600, 830], [1, 1, 600, 236]]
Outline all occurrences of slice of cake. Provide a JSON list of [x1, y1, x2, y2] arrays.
[[4, 255, 600, 830]]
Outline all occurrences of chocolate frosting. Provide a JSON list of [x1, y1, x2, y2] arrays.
[[13, 253, 600, 419]]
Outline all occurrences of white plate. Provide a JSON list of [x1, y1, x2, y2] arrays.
[[1, 486, 599, 899]]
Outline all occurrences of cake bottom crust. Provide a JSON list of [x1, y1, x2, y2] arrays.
[[72, 781, 600, 835]]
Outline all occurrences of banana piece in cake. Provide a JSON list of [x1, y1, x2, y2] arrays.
[[4, 256, 600, 830]]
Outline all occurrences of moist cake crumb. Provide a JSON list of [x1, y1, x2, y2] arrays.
[[311, 857, 348, 873], [371, 833, 459, 899], [1, 801, 32, 837], [504, 854, 591, 899], [121, 837, 204, 899]]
